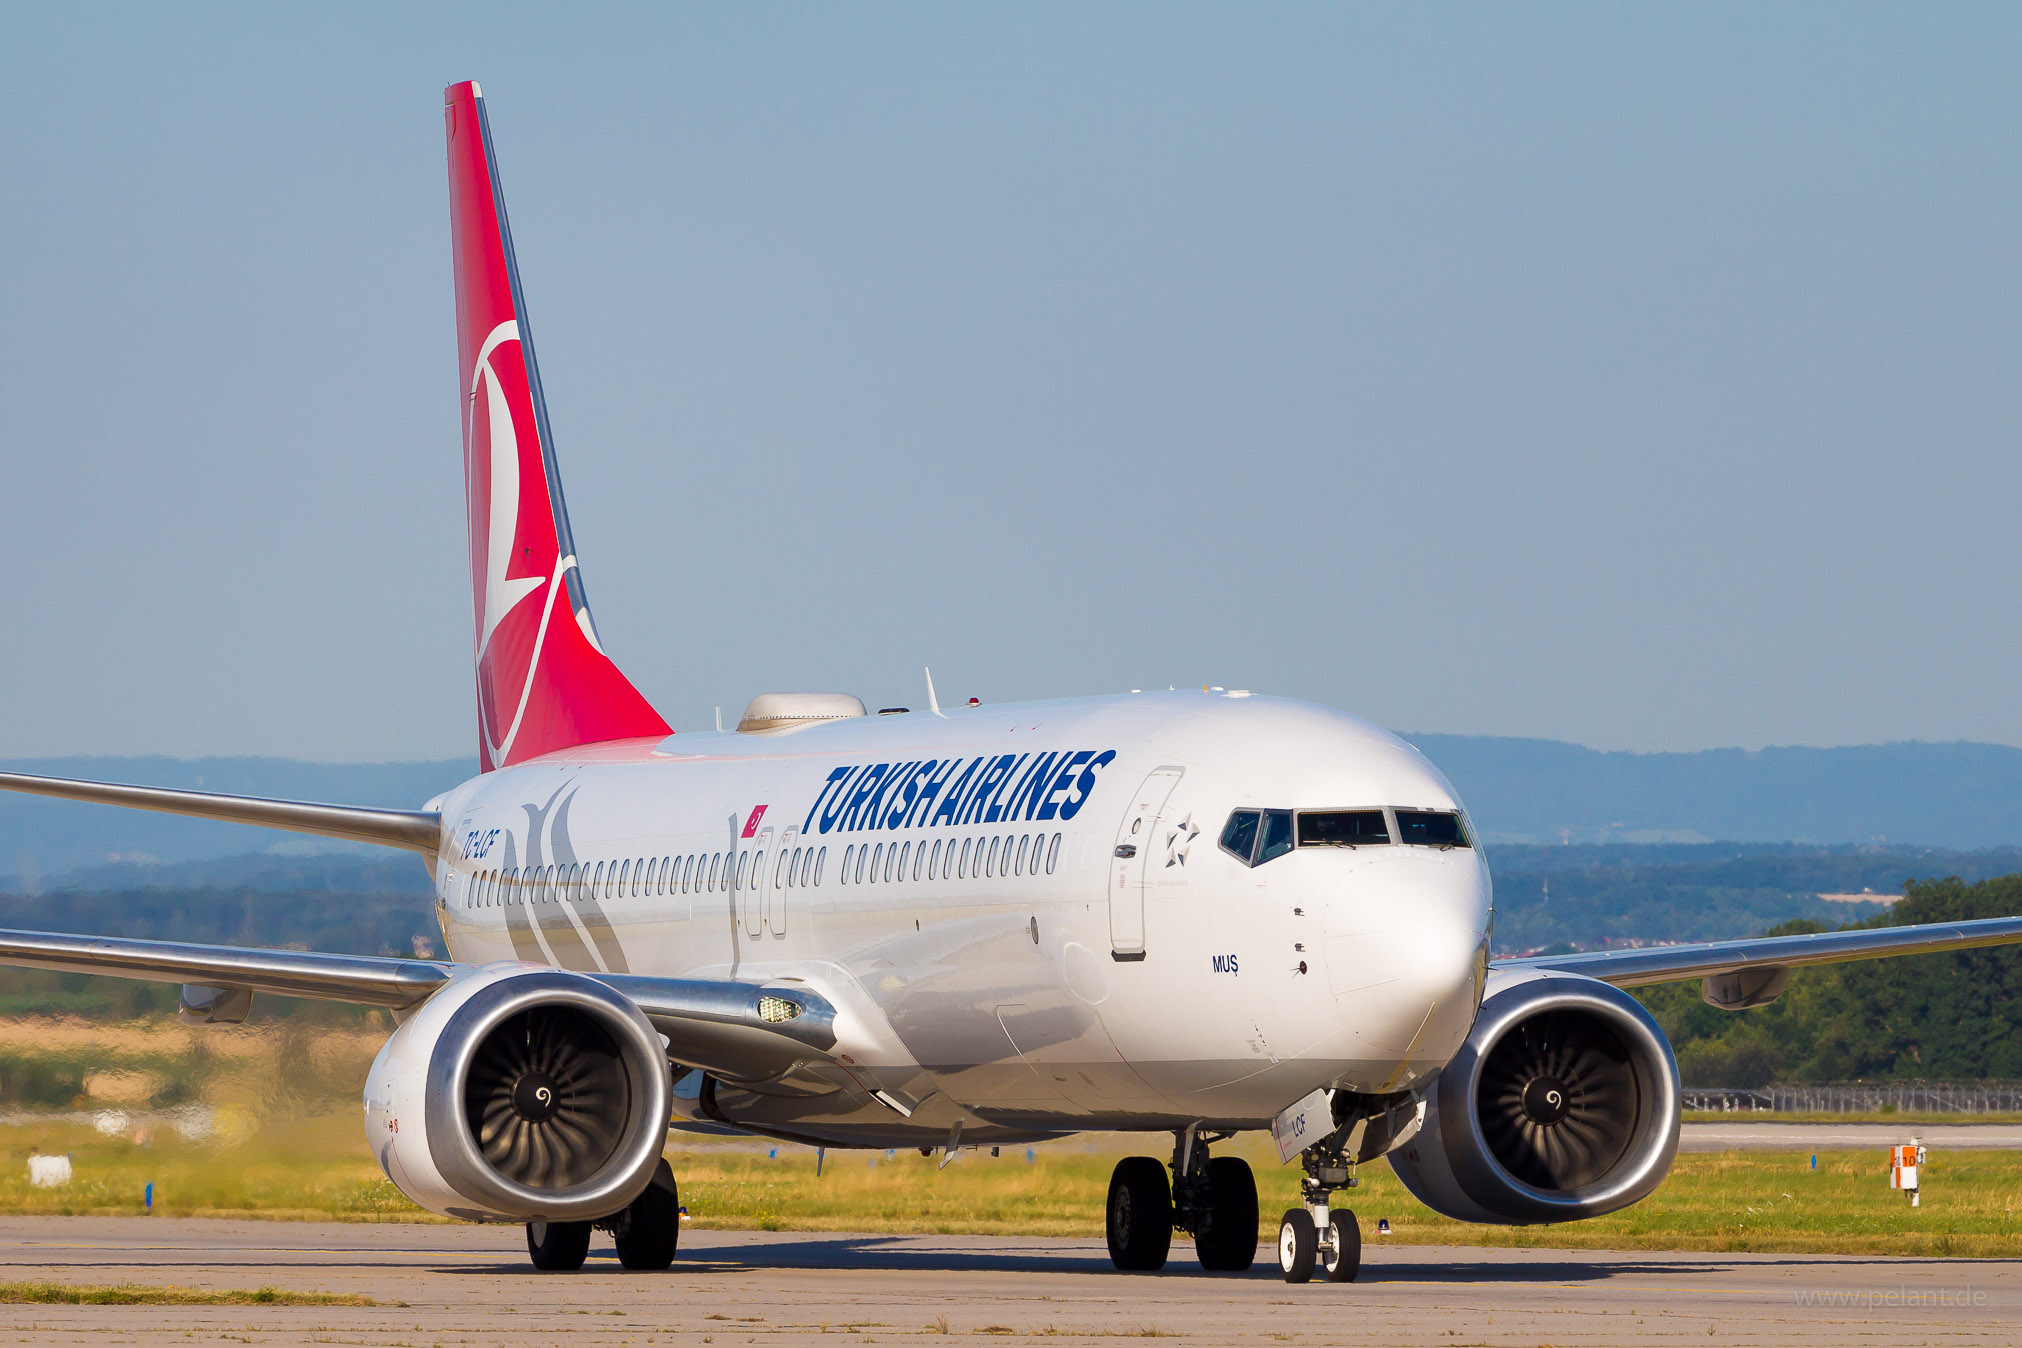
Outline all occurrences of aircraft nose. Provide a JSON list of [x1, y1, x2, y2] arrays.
[[1320, 854, 1489, 1057]]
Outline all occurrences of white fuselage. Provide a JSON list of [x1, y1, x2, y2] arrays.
[[429, 690, 1493, 1147]]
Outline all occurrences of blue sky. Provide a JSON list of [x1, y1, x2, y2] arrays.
[[3, 4, 2018, 759]]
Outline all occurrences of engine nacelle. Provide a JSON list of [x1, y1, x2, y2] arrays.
[[363, 964, 672, 1222], [1387, 969, 1679, 1225]]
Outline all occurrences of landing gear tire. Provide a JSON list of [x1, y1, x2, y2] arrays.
[[1320, 1210, 1360, 1283], [526, 1218, 591, 1271], [612, 1168, 682, 1271], [1277, 1208, 1317, 1284], [1195, 1156, 1258, 1272], [1106, 1156, 1173, 1272]]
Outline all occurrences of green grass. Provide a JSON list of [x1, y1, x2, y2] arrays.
[[1681, 1110, 2022, 1124], [666, 1137, 2022, 1258], [2, 1115, 2018, 1255], [1, 1015, 2018, 1255], [0, 1281, 372, 1305]]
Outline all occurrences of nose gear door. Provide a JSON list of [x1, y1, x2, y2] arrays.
[[1109, 765, 1183, 960]]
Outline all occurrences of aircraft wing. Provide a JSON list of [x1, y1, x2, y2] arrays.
[[0, 928, 836, 1077], [0, 770, 441, 855], [1496, 913, 2022, 987]]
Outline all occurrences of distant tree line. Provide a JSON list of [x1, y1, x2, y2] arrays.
[[0, 869, 433, 1022], [1489, 843, 2022, 953], [1637, 874, 2022, 1086]]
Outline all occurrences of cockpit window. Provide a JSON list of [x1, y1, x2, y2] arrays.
[[1395, 809, 1471, 848], [1258, 810, 1295, 864], [1219, 810, 1260, 864], [1220, 809, 1294, 865], [1298, 810, 1390, 847]]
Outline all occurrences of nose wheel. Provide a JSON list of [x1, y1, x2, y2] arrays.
[[1278, 1207, 1360, 1283]]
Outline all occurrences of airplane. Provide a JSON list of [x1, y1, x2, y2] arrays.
[[4, 80, 2020, 1285]]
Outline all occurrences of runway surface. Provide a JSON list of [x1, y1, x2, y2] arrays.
[[1678, 1122, 2022, 1150], [0, 1217, 2015, 1345]]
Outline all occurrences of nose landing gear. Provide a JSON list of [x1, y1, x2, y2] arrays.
[[1278, 1131, 1361, 1283], [1103, 1129, 1260, 1274]]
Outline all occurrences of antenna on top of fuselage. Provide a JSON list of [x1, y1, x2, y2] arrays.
[[924, 667, 942, 716]]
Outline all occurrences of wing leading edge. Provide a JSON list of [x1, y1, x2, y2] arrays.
[[1496, 913, 2022, 988]]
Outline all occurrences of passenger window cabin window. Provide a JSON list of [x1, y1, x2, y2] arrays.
[[1298, 810, 1391, 848], [855, 846, 868, 884], [707, 853, 721, 891], [742, 852, 755, 889], [1048, 832, 1061, 874], [872, 843, 884, 882], [619, 859, 631, 896], [884, 844, 898, 884], [1017, 834, 1031, 875], [900, 841, 913, 880], [930, 839, 944, 878], [1396, 809, 1472, 848], [959, 837, 973, 878], [987, 836, 1001, 877], [815, 846, 826, 885]]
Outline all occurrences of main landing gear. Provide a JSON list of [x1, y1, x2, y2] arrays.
[[1277, 1128, 1360, 1283], [1104, 1129, 1259, 1274], [526, 1160, 683, 1272]]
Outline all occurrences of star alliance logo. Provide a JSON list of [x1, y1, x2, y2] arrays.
[[1165, 814, 1199, 868]]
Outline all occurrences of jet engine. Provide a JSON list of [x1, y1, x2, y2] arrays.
[[363, 965, 672, 1223], [1387, 970, 1679, 1224]]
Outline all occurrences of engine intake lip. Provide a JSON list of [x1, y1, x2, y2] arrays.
[[1440, 977, 1679, 1223], [422, 970, 671, 1223]]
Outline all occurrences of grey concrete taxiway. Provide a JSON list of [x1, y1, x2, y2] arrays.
[[0, 1217, 2016, 1345]]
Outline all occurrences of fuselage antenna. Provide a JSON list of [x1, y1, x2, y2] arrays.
[[925, 667, 942, 716]]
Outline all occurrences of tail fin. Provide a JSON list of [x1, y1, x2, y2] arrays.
[[444, 82, 670, 771]]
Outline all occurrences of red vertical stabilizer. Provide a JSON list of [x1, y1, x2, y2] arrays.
[[444, 82, 670, 771]]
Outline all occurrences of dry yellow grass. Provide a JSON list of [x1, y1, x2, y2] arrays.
[[0, 1281, 372, 1305]]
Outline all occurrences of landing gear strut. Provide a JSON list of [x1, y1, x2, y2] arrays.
[[1103, 1129, 1259, 1274], [1278, 1129, 1359, 1283]]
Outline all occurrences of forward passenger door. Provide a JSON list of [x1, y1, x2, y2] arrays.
[[1109, 766, 1184, 960]]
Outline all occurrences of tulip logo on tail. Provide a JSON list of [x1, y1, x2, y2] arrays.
[[469, 319, 572, 768]]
